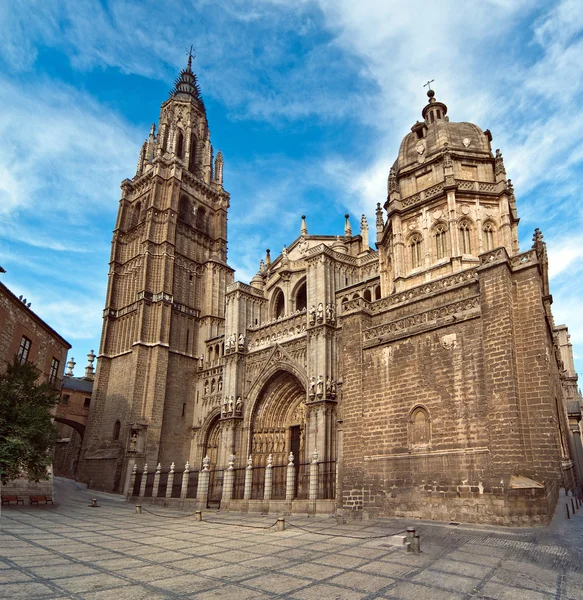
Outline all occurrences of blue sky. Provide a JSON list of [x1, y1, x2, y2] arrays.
[[0, 0, 582, 378]]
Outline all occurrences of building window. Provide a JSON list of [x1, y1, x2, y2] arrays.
[[49, 357, 60, 384], [176, 130, 184, 158], [113, 420, 121, 441], [61, 394, 70, 405], [483, 223, 495, 251], [84, 397, 91, 409], [459, 221, 471, 254], [409, 406, 431, 448], [17, 336, 31, 364], [295, 281, 307, 311], [273, 288, 285, 319], [409, 234, 423, 269], [434, 225, 447, 260]]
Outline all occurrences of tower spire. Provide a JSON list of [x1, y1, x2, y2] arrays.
[[169, 52, 204, 107]]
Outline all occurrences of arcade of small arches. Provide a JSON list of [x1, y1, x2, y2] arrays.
[[271, 279, 307, 320], [407, 219, 498, 272]]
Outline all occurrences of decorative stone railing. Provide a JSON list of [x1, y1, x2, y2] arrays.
[[247, 312, 307, 350], [363, 295, 481, 344], [369, 269, 478, 314]]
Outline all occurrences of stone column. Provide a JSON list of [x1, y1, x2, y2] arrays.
[[197, 456, 211, 505], [152, 463, 161, 498], [264, 454, 273, 501], [165, 462, 175, 499], [180, 462, 190, 500], [309, 449, 319, 502], [127, 464, 137, 499], [244, 455, 253, 500], [286, 452, 295, 501], [139, 463, 148, 497], [222, 454, 235, 502]]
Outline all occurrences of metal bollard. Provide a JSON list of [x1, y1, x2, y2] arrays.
[[136, 505, 142, 514], [572, 498, 576, 514], [88, 498, 99, 508], [276, 517, 285, 531], [195, 511, 202, 521], [412, 533, 421, 553], [566, 504, 570, 519]]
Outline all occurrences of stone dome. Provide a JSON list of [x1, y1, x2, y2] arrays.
[[394, 92, 492, 174]]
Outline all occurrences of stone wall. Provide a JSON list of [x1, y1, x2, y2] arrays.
[[339, 250, 571, 525]]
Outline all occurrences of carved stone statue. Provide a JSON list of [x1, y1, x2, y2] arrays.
[[316, 375, 324, 398], [204, 381, 209, 395], [235, 396, 243, 415], [330, 379, 337, 399], [228, 396, 234, 414], [326, 377, 331, 397], [326, 303, 333, 322], [309, 376, 316, 399], [218, 379, 223, 392], [238, 333, 245, 349], [222, 397, 228, 416], [129, 432, 137, 452], [317, 302, 324, 323], [309, 305, 316, 325]]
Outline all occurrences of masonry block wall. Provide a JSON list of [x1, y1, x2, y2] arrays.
[[339, 250, 572, 525]]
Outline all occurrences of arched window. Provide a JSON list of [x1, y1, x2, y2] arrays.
[[409, 407, 430, 448], [374, 285, 381, 300], [178, 196, 190, 223], [273, 289, 285, 319], [409, 234, 423, 269], [113, 420, 120, 441], [196, 207, 206, 231], [176, 131, 184, 158], [434, 224, 447, 260], [483, 222, 495, 251], [295, 281, 307, 311], [459, 220, 472, 254], [130, 202, 141, 228], [188, 135, 198, 172], [363, 289, 372, 302]]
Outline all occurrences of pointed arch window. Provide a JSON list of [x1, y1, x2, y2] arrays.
[[459, 220, 472, 254], [188, 135, 198, 172], [196, 207, 206, 231], [409, 234, 423, 269], [176, 131, 184, 158], [113, 420, 121, 441], [483, 222, 495, 251], [434, 224, 447, 260]]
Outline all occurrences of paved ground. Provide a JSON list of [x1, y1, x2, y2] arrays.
[[1, 478, 583, 599]]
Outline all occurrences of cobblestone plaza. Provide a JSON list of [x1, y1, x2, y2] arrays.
[[1, 478, 583, 599]]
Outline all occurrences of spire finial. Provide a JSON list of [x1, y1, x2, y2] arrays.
[[301, 215, 308, 236], [344, 214, 352, 237], [186, 45, 195, 71]]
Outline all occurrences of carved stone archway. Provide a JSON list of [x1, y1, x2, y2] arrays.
[[250, 370, 306, 467]]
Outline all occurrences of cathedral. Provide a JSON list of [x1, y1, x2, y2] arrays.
[[78, 57, 583, 525]]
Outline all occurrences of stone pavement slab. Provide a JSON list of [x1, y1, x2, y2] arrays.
[[1, 478, 583, 599]]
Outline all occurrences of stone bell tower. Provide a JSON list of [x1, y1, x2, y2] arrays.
[[79, 55, 234, 492]]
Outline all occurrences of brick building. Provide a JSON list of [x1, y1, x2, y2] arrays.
[[79, 61, 582, 525], [0, 268, 71, 497]]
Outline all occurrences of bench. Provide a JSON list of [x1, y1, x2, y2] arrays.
[[29, 495, 53, 505], [1, 495, 24, 505]]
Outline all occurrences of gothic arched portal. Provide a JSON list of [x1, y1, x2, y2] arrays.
[[250, 370, 306, 467], [204, 416, 221, 468]]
